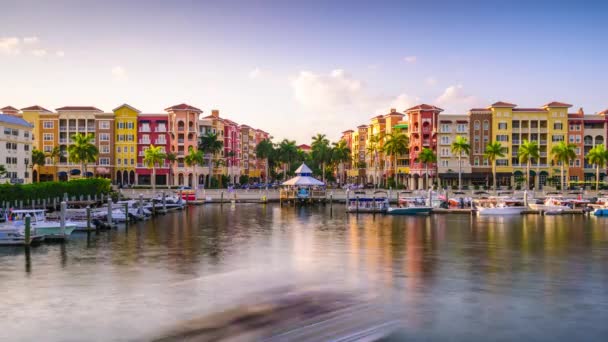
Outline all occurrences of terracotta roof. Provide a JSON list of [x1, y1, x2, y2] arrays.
[[21, 105, 52, 112], [298, 144, 311, 150], [469, 108, 491, 112], [405, 104, 444, 112], [1, 106, 18, 112], [164, 103, 202, 112], [342, 129, 354, 134], [512, 108, 546, 112], [543, 101, 572, 108], [489, 101, 516, 108], [357, 124, 368, 128], [598, 109, 608, 115], [56, 106, 102, 112], [112, 103, 141, 113]]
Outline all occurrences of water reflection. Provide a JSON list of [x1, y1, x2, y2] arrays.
[[0, 206, 607, 341]]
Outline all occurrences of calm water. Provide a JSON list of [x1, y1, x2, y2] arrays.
[[1, 205, 608, 341]]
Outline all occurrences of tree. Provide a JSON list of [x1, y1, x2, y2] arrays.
[[184, 147, 204, 190], [586, 144, 608, 191], [418, 148, 437, 189], [166, 152, 177, 188], [450, 136, 470, 191], [517, 140, 540, 190], [31, 149, 46, 182], [311, 133, 332, 183], [278, 139, 298, 179], [198, 132, 223, 187], [384, 132, 409, 186], [551, 141, 577, 190], [213, 158, 226, 188], [331, 140, 351, 186], [67, 133, 99, 177], [255, 139, 274, 184], [143, 145, 166, 192], [0, 165, 7, 179], [47, 146, 63, 166], [366, 134, 383, 186], [484, 142, 507, 191]]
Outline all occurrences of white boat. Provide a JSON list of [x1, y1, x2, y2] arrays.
[[346, 191, 389, 213], [0, 226, 44, 245], [386, 195, 432, 215], [147, 195, 185, 211], [529, 197, 571, 211], [475, 197, 527, 215], [5, 209, 77, 239]]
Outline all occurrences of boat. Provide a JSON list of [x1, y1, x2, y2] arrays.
[[475, 197, 527, 215], [346, 191, 389, 213], [593, 208, 608, 216], [529, 196, 571, 211], [386, 196, 432, 215], [148, 195, 185, 211], [5, 209, 77, 239], [0, 226, 44, 246]]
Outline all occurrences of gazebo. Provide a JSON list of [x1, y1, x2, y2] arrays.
[[280, 163, 326, 204]]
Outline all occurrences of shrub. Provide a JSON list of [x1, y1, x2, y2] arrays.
[[0, 178, 111, 203]]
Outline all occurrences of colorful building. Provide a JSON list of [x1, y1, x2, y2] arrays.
[[467, 107, 493, 186], [20, 105, 58, 181], [0, 114, 33, 183], [94, 110, 115, 180], [56, 106, 101, 180], [406, 104, 442, 189], [583, 110, 607, 183], [112, 104, 139, 185], [437, 114, 471, 187], [136, 114, 170, 185], [166, 103, 202, 187]]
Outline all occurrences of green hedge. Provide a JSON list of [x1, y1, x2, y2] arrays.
[[0, 178, 112, 202]]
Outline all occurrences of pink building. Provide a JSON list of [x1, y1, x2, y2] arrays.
[[406, 104, 443, 189], [222, 118, 241, 183], [136, 114, 170, 185], [165, 103, 202, 186]]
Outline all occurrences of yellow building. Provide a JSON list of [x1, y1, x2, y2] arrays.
[[21, 105, 58, 181], [113, 104, 139, 185], [488, 101, 571, 187]]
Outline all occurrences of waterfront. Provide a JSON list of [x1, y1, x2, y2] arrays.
[[1, 205, 608, 341]]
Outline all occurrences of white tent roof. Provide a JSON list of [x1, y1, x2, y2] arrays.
[[282, 175, 325, 186], [294, 163, 313, 175]]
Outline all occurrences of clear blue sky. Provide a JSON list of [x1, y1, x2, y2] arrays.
[[1, 0, 606, 142]]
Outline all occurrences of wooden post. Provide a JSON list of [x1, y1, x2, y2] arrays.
[[162, 192, 167, 213], [152, 198, 156, 216], [24, 214, 31, 246], [372, 195, 376, 216], [221, 191, 224, 205], [19, 200, 23, 209], [60, 201, 66, 237], [107, 198, 112, 226], [86, 206, 92, 232], [356, 195, 359, 214], [124, 202, 129, 224]]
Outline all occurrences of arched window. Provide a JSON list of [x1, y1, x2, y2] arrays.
[[595, 135, 604, 145], [474, 120, 480, 130]]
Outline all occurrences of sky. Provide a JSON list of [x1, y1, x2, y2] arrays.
[[1, 0, 607, 143]]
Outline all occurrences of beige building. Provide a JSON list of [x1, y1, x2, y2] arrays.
[[437, 114, 472, 188], [0, 114, 34, 183]]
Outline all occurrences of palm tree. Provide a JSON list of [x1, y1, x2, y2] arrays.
[[311, 133, 332, 183], [278, 139, 298, 179], [166, 152, 177, 188], [67, 133, 98, 177], [255, 139, 274, 184], [226, 151, 236, 183], [484, 142, 507, 191], [184, 147, 204, 190], [418, 148, 437, 189], [551, 141, 577, 190], [517, 140, 540, 190], [47, 146, 63, 166], [0, 165, 7, 179], [198, 132, 223, 187], [586, 144, 607, 191], [31, 149, 46, 182], [366, 134, 382, 186], [213, 158, 226, 188], [331, 140, 351, 186], [450, 136, 470, 191], [383, 132, 409, 187], [143, 145, 167, 192]]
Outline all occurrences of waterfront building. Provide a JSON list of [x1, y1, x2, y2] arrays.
[[166, 103, 202, 186], [136, 113, 170, 186], [437, 114, 472, 188], [1, 106, 20, 116], [254, 129, 270, 181], [198, 109, 226, 186], [467, 107, 493, 187], [297, 144, 311, 153], [349, 125, 368, 184], [112, 104, 139, 185], [583, 109, 607, 183], [406, 104, 442, 189], [222, 118, 241, 183], [0, 114, 33, 183], [340, 129, 354, 183], [383, 109, 406, 184], [366, 114, 387, 185], [567, 108, 585, 182], [21, 105, 58, 182]]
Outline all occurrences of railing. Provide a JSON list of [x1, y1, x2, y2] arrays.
[[422, 140, 430, 145], [177, 127, 185, 132], [540, 152, 547, 157], [59, 127, 67, 132], [154, 139, 167, 145], [87, 127, 95, 132], [139, 139, 151, 144], [140, 127, 151, 132], [177, 139, 184, 144], [512, 140, 520, 144], [177, 163, 185, 167], [69, 126, 76, 130], [156, 127, 167, 132], [177, 152, 184, 156], [540, 140, 547, 145], [77, 126, 86, 131], [59, 138, 68, 144], [137, 163, 170, 168]]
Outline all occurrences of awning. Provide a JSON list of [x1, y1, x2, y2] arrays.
[[393, 124, 408, 129], [513, 170, 523, 176], [585, 172, 595, 177], [86, 171, 94, 177], [96, 167, 110, 174], [70, 169, 81, 175], [58, 171, 67, 177], [539, 171, 549, 176]]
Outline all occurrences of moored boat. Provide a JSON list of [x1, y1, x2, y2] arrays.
[[346, 191, 389, 213], [5, 209, 77, 240], [475, 197, 527, 215], [386, 195, 432, 215], [0, 226, 44, 246]]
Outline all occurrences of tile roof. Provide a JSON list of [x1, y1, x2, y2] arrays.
[[112, 103, 141, 113], [298, 144, 311, 150], [598, 109, 608, 115], [543, 101, 572, 108], [342, 129, 354, 133], [164, 103, 202, 112], [21, 105, 52, 112], [0, 114, 33, 127], [406, 104, 444, 112], [490, 101, 517, 108], [1, 106, 18, 112], [56, 106, 102, 111], [469, 108, 491, 112]]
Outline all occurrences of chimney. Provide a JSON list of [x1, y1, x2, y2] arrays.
[[390, 108, 396, 113], [211, 109, 219, 118]]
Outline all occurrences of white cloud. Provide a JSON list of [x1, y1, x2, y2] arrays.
[[425, 77, 437, 86], [32, 49, 47, 57], [435, 84, 480, 112], [0, 37, 21, 55], [291, 69, 364, 111], [385, 93, 419, 113], [23, 36, 39, 44], [111, 66, 127, 80], [248, 67, 261, 79], [56, 50, 65, 57], [404, 56, 417, 63]]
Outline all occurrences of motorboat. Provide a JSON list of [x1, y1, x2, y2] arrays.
[[529, 197, 571, 211], [386, 196, 432, 215], [5, 209, 77, 239], [475, 197, 527, 215], [0, 226, 44, 245], [346, 191, 389, 213]]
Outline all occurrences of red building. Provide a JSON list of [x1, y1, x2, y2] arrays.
[[136, 114, 170, 185], [406, 104, 443, 189], [222, 118, 241, 183]]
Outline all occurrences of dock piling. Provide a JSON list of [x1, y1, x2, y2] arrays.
[[60, 201, 66, 237], [24, 214, 31, 246], [86, 206, 92, 232], [107, 198, 112, 226], [124, 202, 129, 224], [162, 192, 167, 213]]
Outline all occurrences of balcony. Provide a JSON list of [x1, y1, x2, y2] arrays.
[[177, 127, 185, 132], [59, 138, 68, 144], [422, 140, 431, 146], [87, 126, 95, 132], [77, 126, 86, 131], [177, 163, 185, 167], [154, 139, 167, 145], [140, 127, 151, 132], [540, 140, 547, 145], [137, 163, 170, 168], [540, 152, 547, 157], [177, 138, 184, 144], [139, 139, 151, 145], [156, 127, 167, 133], [177, 151, 184, 157], [68, 126, 76, 131], [512, 139, 520, 145], [59, 126, 67, 132]]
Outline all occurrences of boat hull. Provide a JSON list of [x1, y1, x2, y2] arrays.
[[34, 224, 77, 239], [386, 207, 432, 215], [594, 208, 608, 216], [477, 206, 527, 215]]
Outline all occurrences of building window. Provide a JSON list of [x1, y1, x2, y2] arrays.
[[99, 121, 110, 129], [100, 145, 110, 154], [569, 135, 575, 143], [440, 124, 450, 132], [99, 158, 110, 165], [131, 146, 134, 152], [43, 121, 54, 129], [498, 122, 508, 130], [43, 133, 53, 141], [43, 145, 53, 152], [24, 132, 30, 138], [117, 159, 121, 165], [456, 124, 467, 133], [575, 159, 580, 167], [496, 159, 509, 166], [576, 135, 581, 143], [552, 135, 564, 142], [483, 121, 489, 130], [123, 158, 128, 165], [440, 136, 450, 145], [474, 158, 479, 166], [127, 122, 134, 129], [554, 122, 563, 130], [24, 145, 29, 151], [440, 160, 448, 167], [100, 133, 110, 141], [117, 146, 121, 153], [131, 159, 135, 165], [496, 135, 509, 142]]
